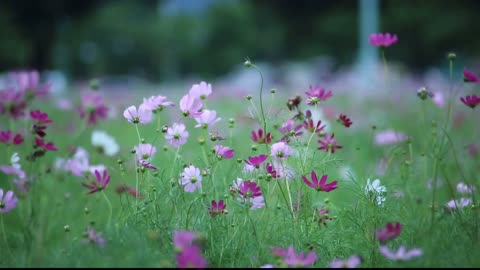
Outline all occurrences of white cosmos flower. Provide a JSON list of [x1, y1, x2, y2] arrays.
[[10, 153, 21, 170], [365, 178, 387, 206], [91, 130, 120, 156]]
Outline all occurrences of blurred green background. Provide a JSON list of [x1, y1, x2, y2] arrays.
[[0, 0, 479, 82]]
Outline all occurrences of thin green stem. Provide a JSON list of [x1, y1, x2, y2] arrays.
[[102, 191, 113, 227], [1, 215, 14, 261]]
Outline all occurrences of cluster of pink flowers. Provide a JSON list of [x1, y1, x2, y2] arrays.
[[230, 178, 265, 210]]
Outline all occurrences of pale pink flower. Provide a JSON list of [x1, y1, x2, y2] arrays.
[[0, 189, 18, 213], [379, 245, 422, 261], [123, 104, 153, 124], [214, 145, 234, 159], [270, 142, 293, 160], [141, 95, 174, 112], [179, 94, 202, 118], [374, 130, 408, 145], [189, 81, 212, 100], [283, 246, 317, 267], [134, 143, 157, 162], [446, 197, 472, 209], [179, 165, 202, 192], [432, 91, 445, 108], [457, 182, 475, 194], [195, 110, 221, 129], [165, 122, 189, 148], [329, 255, 362, 268]]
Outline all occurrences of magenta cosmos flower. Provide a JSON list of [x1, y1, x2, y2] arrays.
[[369, 32, 398, 47], [189, 81, 212, 100], [81, 169, 111, 194], [271, 142, 293, 160], [305, 85, 333, 105], [245, 154, 268, 168], [195, 110, 221, 129], [463, 68, 479, 83], [379, 245, 422, 261], [208, 199, 227, 217], [251, 128, 273, 144], [179, 94, 203, 118], [123, 104, 153, 124], [303, 118, 326, 134], [0, 189, 18, 213], [214, 145, 234, 159], [173, 230, 198, 252], [337, 114, 352, 128], [35, 137, 58, 151], [318, 133, 343, 154], [460, 94, 480, 109], [141, 95, 174, 112], [179, 165, 202, 192], [236, 179, 265, 210], [78, 90, 109, 125], [165, 122, 189, 148], [176, 245, 207, 268], [329, 255, 362, 268], [376, 222, 402, 243], [303, 171, 337, 192], [0, 130, 23, 145], [0, 88, 27, 119]]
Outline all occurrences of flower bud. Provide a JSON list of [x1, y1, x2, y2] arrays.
[[447, 52, 456, 61]]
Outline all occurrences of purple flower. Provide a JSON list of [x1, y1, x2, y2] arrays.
[[463, 68, 479, 83], [176, 245, 207, 268], [0, 88, 27, 119], [78, 90, 109, 125], [134, 143, 157, 162], [318, 133, 343, 154], [337, 114, 352, 128], [0, 130, 24, 145], [302, 171, 337, 192], [141, 95, 174, 112], [165, 122, 189, 148], [283, 246, 317, 267], [189, 81, 212, 100], [271, 142, 293, 160], [245, 154, 268, 168], [329, 255, 362, 268], [35, 137, 58, 151], [81, 169, 111, 194], [303, 118, 326, 134], [0, 189, 18, 213], [208, 200, 226, 217], [305, 85, 333, 105], [11, 70, 50, 99], [446, 197, 472, 209], [214, 145, 234, 159], [251, 128, 273, 144], [456, 182, 475, 194], [179, 94, 203, 118], [179, 165, 202, 192], [83, 227, 105, 248], [195, 110, 221, 129], [0, 165, 26, 180], [460, 94, 480, 109], [379, 245, 422, 261], [123, 104, 153, 124], [376, 222, 402, 243], [173, 230, 198, 252], [369, 32, 398, 48], [237, 180, 265, 210], [374, 130, 408, 145]]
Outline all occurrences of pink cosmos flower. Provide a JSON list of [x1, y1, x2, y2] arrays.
[[179, 165, 202, 192], [379, 245, 422, 261], [305, 85, 333, 105], [303, 118, 326, 134], [318, 133, 343, 154], [214, 145, 234, 159], [0, 88, 27, 118], [189, 81, 212, 100], [282, 246, 317, 267], [141, 95, 174, 112], [35, 137, 58, 151], [302, 171, 337, 192], [173, 230, 198, 252], [446, 197, 472, 209], [179, 94, 203, 118], [456, 182, 475, 194], [208, 199, 226, 217], [278, 119, 303, 142], [63, 147, 90, 177], [78, 90, 109, 125], [266, 162, 280, 178], [329, 255, 362, 268], [463, 68, 479, 83], [11, 70, 50, 99], [165, 122, 189, 148], [0, 189, 18, 213], [81, 169, 111, 194], [134, 143, 157, 162], [123, 104, 153, 124], [432, 91, 445, 108], [83, 227, 105, 248], [369, 32, 398, 47], [176, 245, 207, 269], [376, 222, 402, 243], [271, 142, 293, 160], [1, 165, 26, 180], [195, 110, 221, 129], [374, 130, 408, 145], [236, 180, 265, 210], [30, 110, 52, 124], [0, 130, 24, 145], [251, 128, 273, 144], [337, 114, 352, 128], [317, 207, 333, 227], [460, 94, 480, 109], [245, 154, 268, 168]]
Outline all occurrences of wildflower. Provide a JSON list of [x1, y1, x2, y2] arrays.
[[278, 119, 303, 142], [1, 152, 26, 179], [176, 245, 207, 269], [374, 130, 408, 145], [456, 182, 475, 194], [318, 133, 343, 154], [237, 180, 265, 210], [242, 163, 257, 174], [208, 200, 227, 217], [365, 178, 387, 206], [337, 114, 352, 128], [286, 94, 302, 111], [369, 32, 398, 47], [376, 222, 402, 243], [251, 128, 273, 144], [209, 130, 225, 141], [139, 160, 157, 171], [179, 94, 203, 118], [283, 246, 317, 267], [173, 230, 198, 252], [317, 207, 333, 227], [63, 147, 90, 177], [179, 165, 202, 192], [0, 130, 24, 145], [195, 110, 221, 129], [134, 143, 157, 162], [165, 122, 189, 148], [11, 70, 50, 99], [460, 94, 480, 109], [463, 68, 479, 83], [303, 118, 326, 134], [245, 154, 268, 168], [34, 137, 58, 151], [123, 104, 152, 124], [446, 197, 472, 209], [302, 171, 338, 192], [305, 85, 333, 105], [141, 95, 174, 112], [9, 152, 21, 170], [270, 142, 293, 160], [78, 90, 109, 125], [189, 81, 212, 100], [329, 255, 362, 268], [81, 169, 111, 194], [0, 189, 18, 213], [91, 130, 119, 156], [0, 88, 27, 118], [83, 227, 105, 248], [379, 245, 422, 261], [214, 145, 234, 159]]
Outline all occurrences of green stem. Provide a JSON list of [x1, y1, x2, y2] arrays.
[[102, 191, 113, 227], [1, 215, 14, 261]]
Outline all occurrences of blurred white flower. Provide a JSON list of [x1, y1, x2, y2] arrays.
[[91, 130, 119, 156], [365, 178, 387, 206], [10, 152, 21, 170]]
